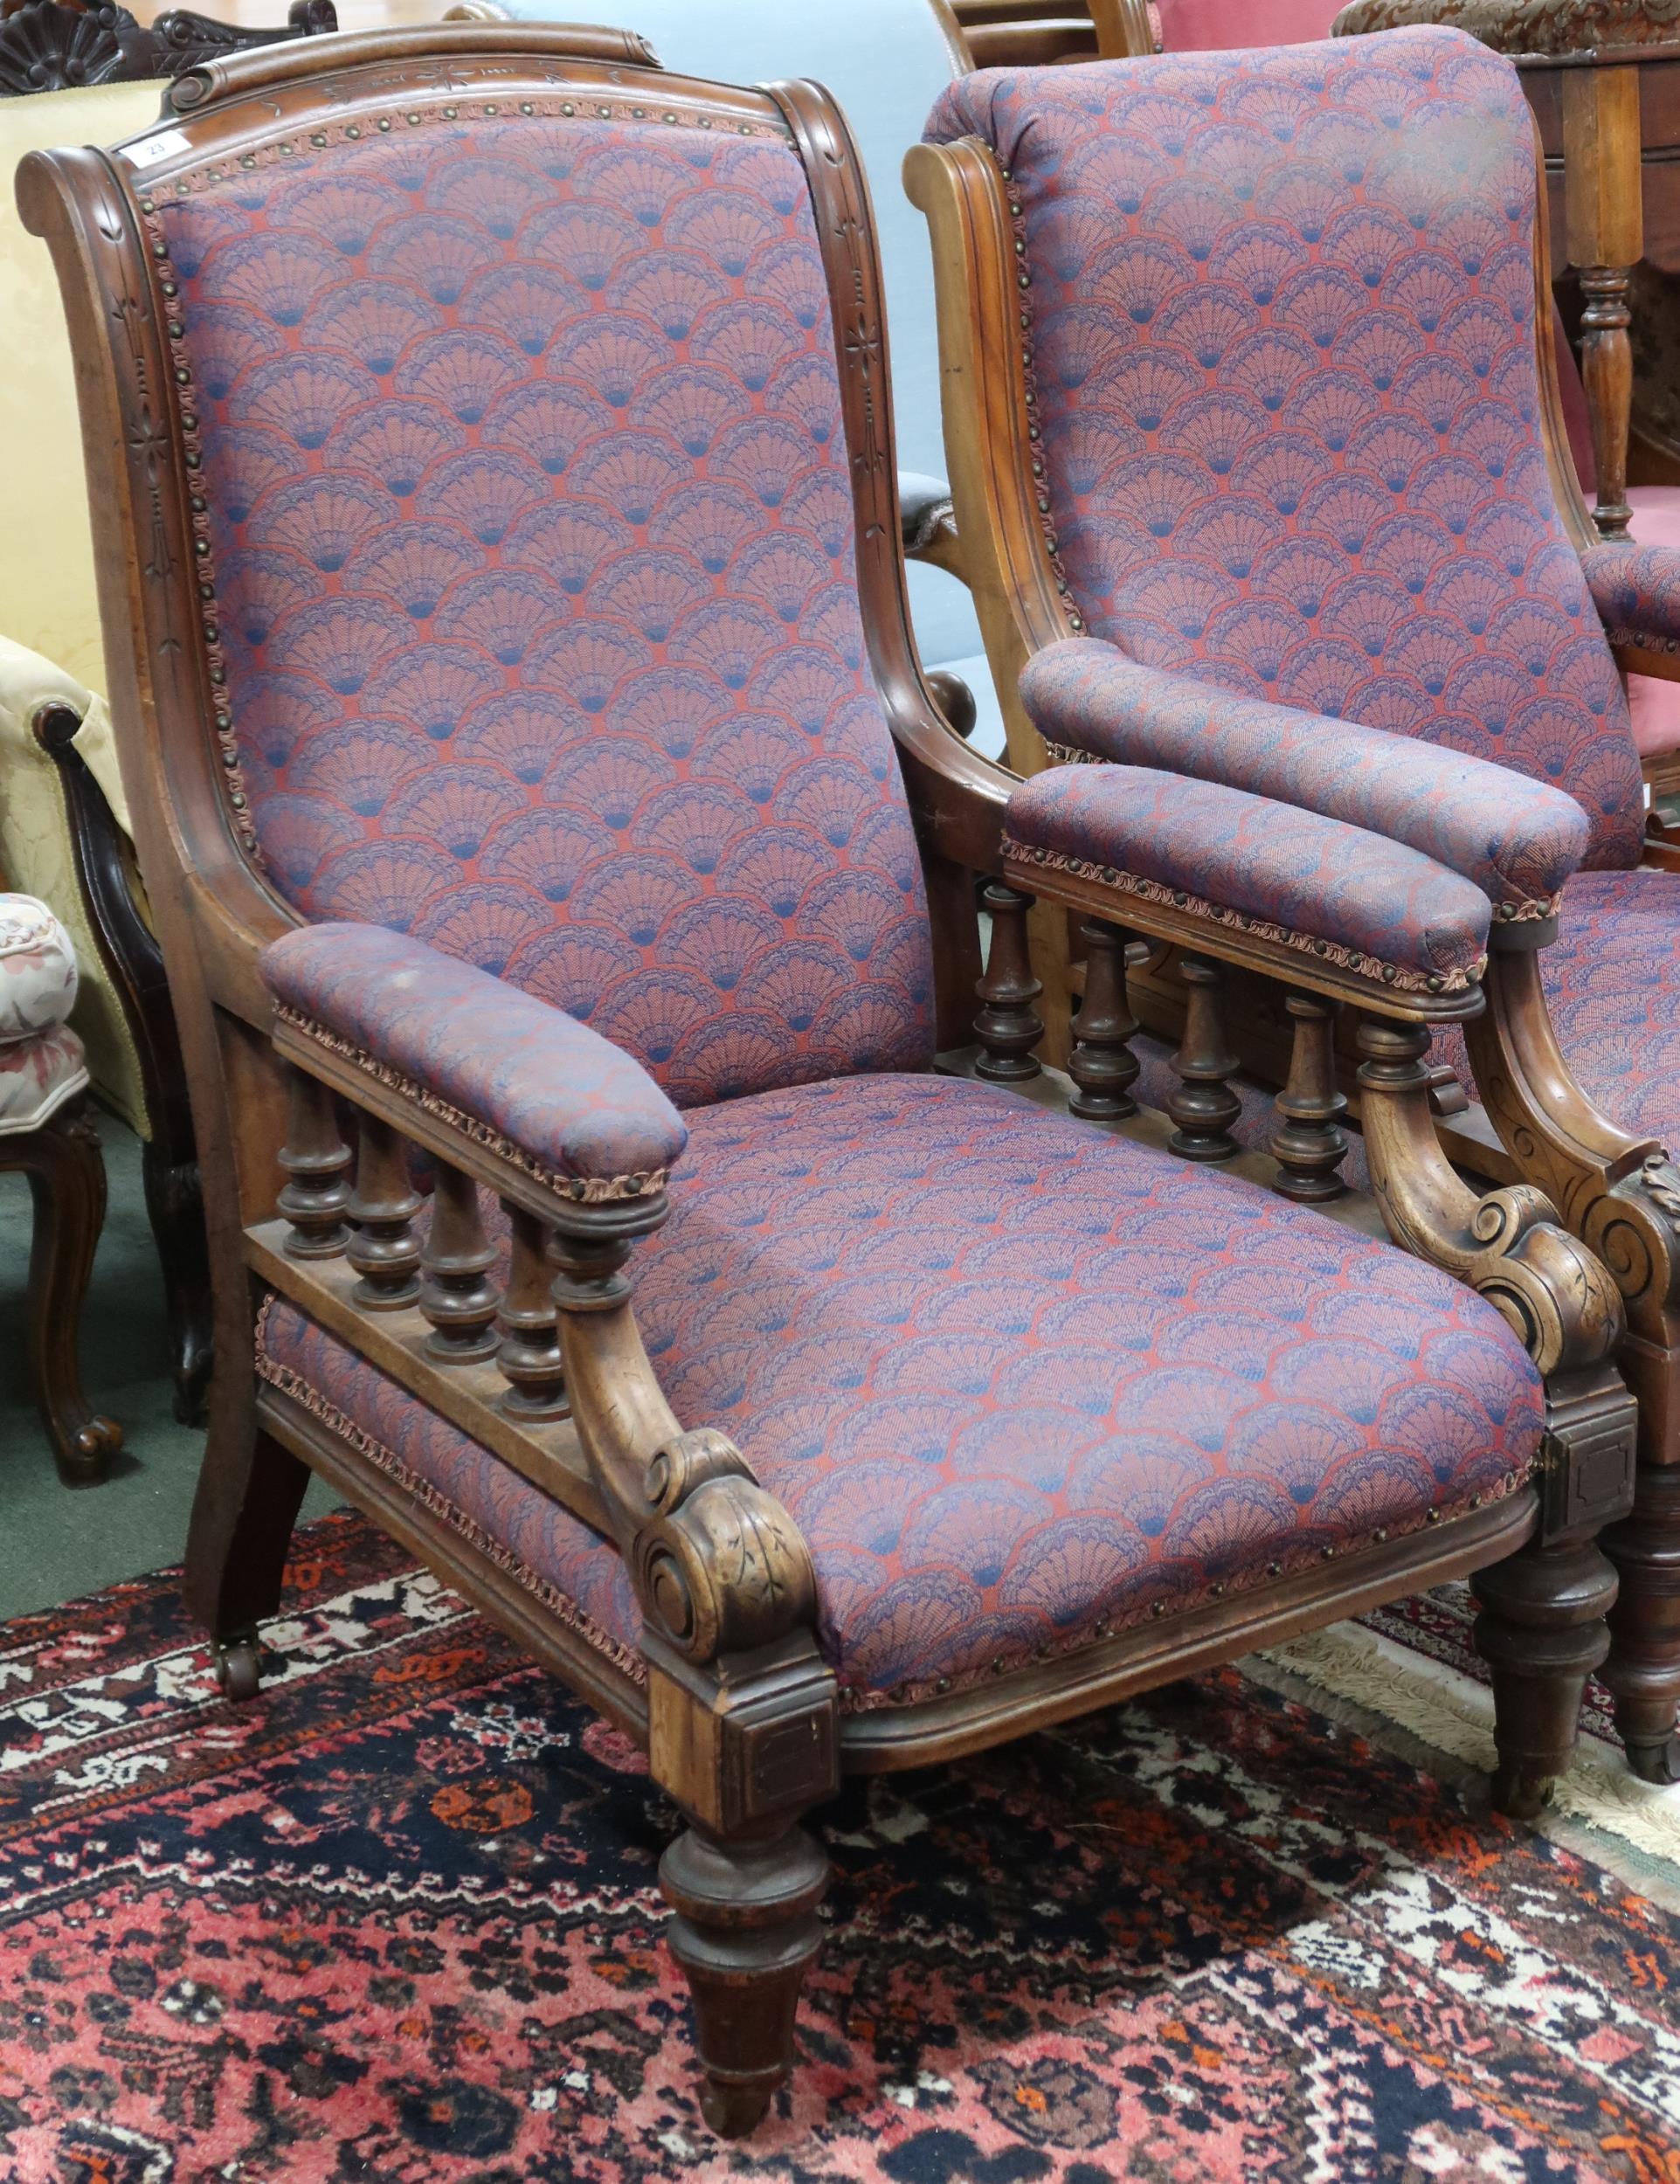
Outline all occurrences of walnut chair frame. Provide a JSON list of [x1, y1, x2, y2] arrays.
[[18, 26, 1640, 2134], [909, 90, 1680, 1787]]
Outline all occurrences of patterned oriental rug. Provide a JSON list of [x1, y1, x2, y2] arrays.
[[3, 1512, 1680, 2184]]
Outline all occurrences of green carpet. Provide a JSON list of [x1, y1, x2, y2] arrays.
[[0, 1113, 333, 1621]]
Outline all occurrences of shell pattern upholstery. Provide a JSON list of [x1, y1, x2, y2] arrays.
[[147, 101, 935, 1106], [1004, 760, 1494, 988], [1018, 637, 1589, 916], [259, 1073, 1545, 1702], [923, 28, 1648, 870], [1435, 867, 1680, 1146], [260, 923, 688, 1190]]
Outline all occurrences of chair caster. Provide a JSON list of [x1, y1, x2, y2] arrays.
[[212, 1634, 263, 1702]]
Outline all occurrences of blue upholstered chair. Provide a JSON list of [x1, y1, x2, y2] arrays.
[[912, 26, 1680, 1782], [452, 0, 1009, 750], [22, 24, 1635, 2137]]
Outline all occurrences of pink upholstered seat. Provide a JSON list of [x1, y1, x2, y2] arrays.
[[259, 1074, 1542, 1704]]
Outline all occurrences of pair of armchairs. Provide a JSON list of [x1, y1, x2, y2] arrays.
[[17, 20, 1653, 2137]]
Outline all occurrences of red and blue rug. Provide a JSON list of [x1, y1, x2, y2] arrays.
[[2, 1510, 1677, 2182]]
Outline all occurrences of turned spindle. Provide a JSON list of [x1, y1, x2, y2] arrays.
[[496, 1204, 568, 1419], [277, 1068, 350, 1260], [974, 881, 1043, 1081], [345, 1113, 422, 1310], [1562, 65, 1641, 541], [1068, 918, 1138, 1122], [1579, 266, 1635, 538], [1166, 954, 1241, 1162], [419, 1160, 501, 1364], [1270, 991, 1348, 1202]]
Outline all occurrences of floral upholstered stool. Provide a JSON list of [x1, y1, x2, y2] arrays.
[[0, 892, 120, 1480]]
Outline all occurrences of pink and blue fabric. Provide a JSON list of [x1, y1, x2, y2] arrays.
[[153, 109, 934, 1109], [926, 30, 1680, 1150], [149, 89, 1548, 1695], [259, 1075, 1544, 1704]]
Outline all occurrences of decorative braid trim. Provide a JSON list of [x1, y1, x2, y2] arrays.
[[849, 1462, 1534, 1712], [1038, 743, 1565, 930], [253, 1296, 649, 1690], [992, 150, 1085, 639], [1001, 834, 1488, 995], [1600, 620, 1680, 657], [275, 1005, 671, 1204]]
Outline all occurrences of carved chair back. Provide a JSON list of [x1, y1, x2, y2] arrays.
[[0, 0, 336, 100], [921, 30, 1649, 867], [24, 31, 997, 1116]]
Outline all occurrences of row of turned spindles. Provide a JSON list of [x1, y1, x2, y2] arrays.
[[277, 1072, 569, 1418], [976, 881, 1350, 1202]]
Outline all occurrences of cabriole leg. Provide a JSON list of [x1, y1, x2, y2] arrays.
[[6, 1103, 121, 1483]]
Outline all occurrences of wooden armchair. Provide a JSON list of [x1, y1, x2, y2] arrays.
[[19, 24, 1639, 2135], [910, 25, 1680, 1784]]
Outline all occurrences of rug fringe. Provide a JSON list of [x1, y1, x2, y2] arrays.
[[1261, 1622, 1680, 1872]]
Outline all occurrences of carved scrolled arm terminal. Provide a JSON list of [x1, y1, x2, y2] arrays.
[[548, 1218, 821, 1669], [1357, 1018, 1626, 1379]]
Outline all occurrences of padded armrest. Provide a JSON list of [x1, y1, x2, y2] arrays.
[[900, 469, 955, 555], [260, 923, 688, 1196], [1020, 639, 1587, 921], [1583, 542, 1680, 658], [1005, 764, 1492, 995]]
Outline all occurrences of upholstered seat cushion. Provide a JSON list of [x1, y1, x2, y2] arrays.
[[1435, 867, 1680, 1143], [0, 1021, 88, 1137], [259, 1073, 1542, 1705]]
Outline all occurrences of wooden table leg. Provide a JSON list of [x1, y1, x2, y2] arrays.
[[1563, 64, 1643, 540]]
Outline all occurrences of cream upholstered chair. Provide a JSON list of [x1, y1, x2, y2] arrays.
[[0, 78, 211, 1418]]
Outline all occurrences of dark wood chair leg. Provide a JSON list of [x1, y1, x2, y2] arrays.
[[183, 1420, 311, 1700], [142, 1137, 213, 1426], [660, 1821, 829, 2138], [1601, 1462, 1680, 1784], [3, 1102, 121, 1484], [1473, 1532, 1617, 1820], [34, 702, 212, 1426]]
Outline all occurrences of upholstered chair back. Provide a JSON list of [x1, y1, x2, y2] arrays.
[[151, 104, 936, 1103], [925, 29, 1648, 867]]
